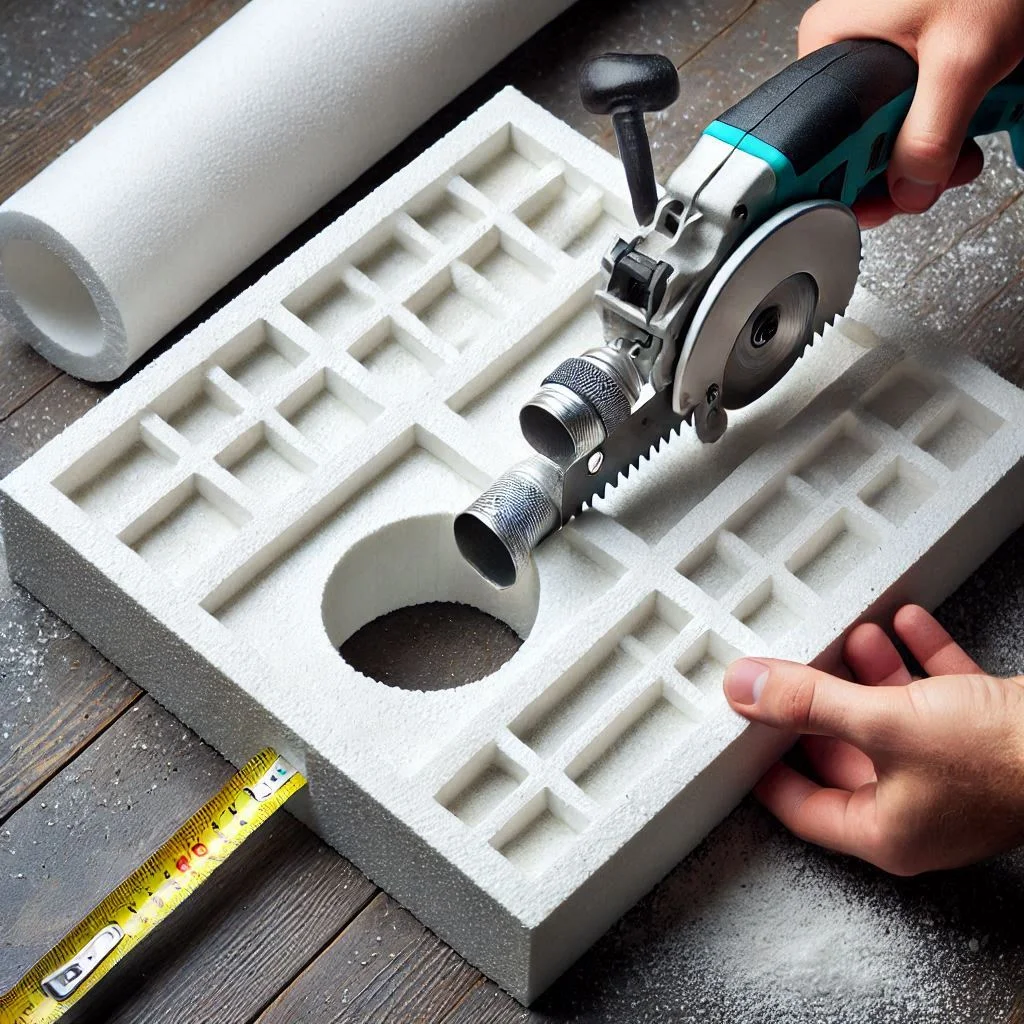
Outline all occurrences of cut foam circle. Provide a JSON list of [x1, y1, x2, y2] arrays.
[[3, 89, 1024, 1003], [321, 513, 541, 651], [0, 0, 573, 381]]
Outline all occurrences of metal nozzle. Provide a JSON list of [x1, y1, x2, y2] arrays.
[[519, 383, 606, 463], [457, 345, 645, 588], [519, 345, 643, 463], [454, 458, 562, 589]]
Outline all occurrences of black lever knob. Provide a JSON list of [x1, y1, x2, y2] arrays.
[[579, 53, 679, 226]]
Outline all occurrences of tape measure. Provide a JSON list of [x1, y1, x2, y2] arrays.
[[0, 749, 305, 1024]]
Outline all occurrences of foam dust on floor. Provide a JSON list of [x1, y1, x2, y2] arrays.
[[557, 805, 1015, 1023]]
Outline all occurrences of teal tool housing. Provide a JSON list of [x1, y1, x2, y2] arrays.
[[702, 40, 1024, 210]]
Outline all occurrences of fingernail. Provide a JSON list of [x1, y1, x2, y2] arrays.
[[724, 659, 770, 705], [890, 177, 941, 212]]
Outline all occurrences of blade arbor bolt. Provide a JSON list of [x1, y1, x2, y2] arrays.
[[751, 305, 781, 348]]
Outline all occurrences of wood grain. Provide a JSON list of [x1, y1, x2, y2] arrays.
[[255, 893, 481, 1024], [0, 697, 236, 993], [76, 816, 376, 1024], [0, 567, 140, 822], [0, 373, 108, 477], [439, 980, 530, 1024], [0, 325, 60, 425]]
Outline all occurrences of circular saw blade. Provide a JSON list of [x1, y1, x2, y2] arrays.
[[672, 199, 861, 415], [721, 271, 818, 407]]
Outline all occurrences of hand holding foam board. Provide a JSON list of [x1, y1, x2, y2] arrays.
[[3, 89, 1024, 1003], [0, 0, 573, 382]]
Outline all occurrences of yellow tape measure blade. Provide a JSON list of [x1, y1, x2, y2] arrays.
[[0, 749, 305, 1024]]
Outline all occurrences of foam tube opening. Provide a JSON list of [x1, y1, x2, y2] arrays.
[[0, 238, 104, 358]]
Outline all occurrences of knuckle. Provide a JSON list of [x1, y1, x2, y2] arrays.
[[922, 20, 995, 76], [901, 681, 936, 726], [869, 832, 923, 877], [777, 675, 818, 731], [897, 129, 958, 170], [797, 2, 840, 49], [797, 4, 825, 36], [774, 674, 874, 736], [938, 39, 990, 75]]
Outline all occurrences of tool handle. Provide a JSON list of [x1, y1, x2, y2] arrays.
[[579, 53, 680, 224], [705, 39, 1024, 207]]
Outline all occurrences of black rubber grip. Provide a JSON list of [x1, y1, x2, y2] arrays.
[[718, 40, 918, 175]]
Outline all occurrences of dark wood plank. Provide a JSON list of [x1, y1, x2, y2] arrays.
[[0, 373, 108, 477], [0, 351, 139, 827], [0, 690, 379, 1023], [255, 893, 481, 1024], [0, 324, 60, 425], [77, 817, 376, 1024], [0, 547, 140, 822], [439, 979, 530, 1024], [0, 696, 235, 993], [0, 0, 205, 115]]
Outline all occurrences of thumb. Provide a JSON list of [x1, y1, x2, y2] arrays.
[[888, 40, 995, 212], [724, 657, 892, 751]]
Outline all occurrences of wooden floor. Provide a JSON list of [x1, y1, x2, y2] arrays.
[[2, 2, 1024, 1022]]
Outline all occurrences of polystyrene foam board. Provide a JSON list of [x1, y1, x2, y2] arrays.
[[4, 88, 1024, 1003]]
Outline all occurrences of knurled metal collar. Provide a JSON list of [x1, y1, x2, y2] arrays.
[[542, 356, 633, 432]]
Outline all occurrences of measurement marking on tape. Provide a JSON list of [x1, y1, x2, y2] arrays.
[[0, 750, 305, 1024]]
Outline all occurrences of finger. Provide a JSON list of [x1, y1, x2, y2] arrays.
[[853, 140, 983, 228], [723, 657, 892, 750], [947, 138, 985, 187], [893, 604, 982, 675], [801, 735, 877, 790], [843, 622, 911, 686], [795, 1, 898, 57], [796, 1, 846, 56], [887, 40, 996, 212], [754, 761, 881, 861], [852, 195, 899, 229]]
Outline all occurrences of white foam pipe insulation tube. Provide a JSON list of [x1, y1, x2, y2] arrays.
[[0, 0, 575, 381]]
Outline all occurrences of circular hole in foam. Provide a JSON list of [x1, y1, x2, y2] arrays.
[[0, 238, 104, 358], [323, 513, 539, 690]]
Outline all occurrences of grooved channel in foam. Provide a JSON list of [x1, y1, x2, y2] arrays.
[[568, 682, 702, 806]]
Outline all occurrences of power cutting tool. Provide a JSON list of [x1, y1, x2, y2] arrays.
[[455, 41, 1024, 589]]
